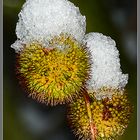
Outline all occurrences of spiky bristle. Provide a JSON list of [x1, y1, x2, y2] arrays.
[[16, 34, 90, 105], [67, 89, 132, 140]]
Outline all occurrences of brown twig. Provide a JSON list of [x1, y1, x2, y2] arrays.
[[82, 89, 97, 140]]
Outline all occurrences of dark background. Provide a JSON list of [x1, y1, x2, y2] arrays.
[[3, 0, 137, 140]]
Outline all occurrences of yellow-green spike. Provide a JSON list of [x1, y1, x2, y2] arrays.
[[67, 89, 132, 140], [16, 34, 90, 105]]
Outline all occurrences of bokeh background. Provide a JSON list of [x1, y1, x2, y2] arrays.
[[3, 0, 137, 140]]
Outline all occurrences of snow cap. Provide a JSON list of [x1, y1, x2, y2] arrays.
[[11, 0, 86, 52], [83, 33, 128, 91]]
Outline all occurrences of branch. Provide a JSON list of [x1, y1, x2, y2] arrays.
[[82, 89, 97, 140]]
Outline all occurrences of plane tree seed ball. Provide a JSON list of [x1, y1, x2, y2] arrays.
[[67, 89, 132, 140], [16, 34, 90, 105]]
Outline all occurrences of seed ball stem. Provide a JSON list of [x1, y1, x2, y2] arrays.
[[82, 88, 97, 140]]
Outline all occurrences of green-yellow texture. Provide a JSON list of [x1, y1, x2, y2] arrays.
[[67, 89, 132, 140], [17, 34, 90, 105], [4, 0, 136, 140]]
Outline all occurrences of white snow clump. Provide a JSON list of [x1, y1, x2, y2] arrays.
[[11, 0, 86, 52], [83, 32, 128, 91]]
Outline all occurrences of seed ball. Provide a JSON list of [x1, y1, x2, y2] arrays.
[[67, 89, 132, 140], [16, 34, 90, 105]]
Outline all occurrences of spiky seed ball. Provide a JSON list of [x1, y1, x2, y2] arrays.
[[16, 34, 90, 105], [67, 89, 132, 140]]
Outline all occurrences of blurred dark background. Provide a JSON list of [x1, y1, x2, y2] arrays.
[[3, 0, 137, 140]]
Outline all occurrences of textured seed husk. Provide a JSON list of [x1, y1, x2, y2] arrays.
[[67, 89, 132, 140], [16, 33, 91, 105]]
